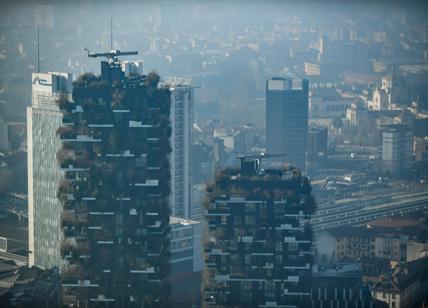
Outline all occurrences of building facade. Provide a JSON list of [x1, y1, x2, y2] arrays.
[[371, 257, 428, 308], [307, 125, 328, 161], [266, 77, 309, 169], [161, 77, 195, 219], [414, 136, 428, 161], [170, 216, 203, 273], [203, 158, 316, 307], [27, 71, 73, 269], [57, 54, 171, 306], [329, 226, 425, 263], [369, 88, 390, 111], [0, 117, 8, 151], [311, 263, 380, 307], [382, 124, 412, 174]]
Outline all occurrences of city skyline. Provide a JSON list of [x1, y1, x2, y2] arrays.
[[1, 1, 428, 307]]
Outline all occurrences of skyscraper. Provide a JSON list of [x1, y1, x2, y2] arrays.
[[266, 77, 309, 169], [55, 51, 171, 306], [27, 71, 73, 269], [161, 77, 195, 219], [203, 156, 316, 307]]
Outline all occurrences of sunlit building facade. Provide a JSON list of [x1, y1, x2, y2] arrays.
[[27, 71, 73, 269], [161, 77, 195, 219]]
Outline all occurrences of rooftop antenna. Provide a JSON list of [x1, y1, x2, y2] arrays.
[[37, 24, 40, 73], [84, 18, 138, 63], [110, 17, 113, 51]]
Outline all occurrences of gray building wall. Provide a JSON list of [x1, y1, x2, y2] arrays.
[[266, 77, 309, 169]]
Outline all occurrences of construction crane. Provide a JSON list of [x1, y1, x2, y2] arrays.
[[84, 48, 138, 62], [236, 153, 286, 176]]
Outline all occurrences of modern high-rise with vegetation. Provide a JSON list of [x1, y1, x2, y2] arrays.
[[203, 156, 316, 307], [57, 53, 172, 306]]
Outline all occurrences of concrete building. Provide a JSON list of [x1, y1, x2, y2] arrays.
[[307, 125, 328, 161], [414, 136, 428, 161], [311, 263, 381, 307], [310, 87, 354, 119], [346, 102, 368, 126], [371, 257, 428, 308], [304, 61, 320, 76], [266, 77, 309, 169], [369, 88, 390, 111], [170, 216, 203, 273], [121, 60, 143, 77], [327, 224, 427, 263], [406, 241, 428, 262], [380, 68, 405, 105], [0, 266, 60, 307], [0, 118, 8, 151], [382, 124, 412, 174], [27, 71, 73, 269], [213, 128, 244, 152], [161, 77, 195, 219]]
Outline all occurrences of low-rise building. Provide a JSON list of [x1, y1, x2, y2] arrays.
[[414, 136, 428, 161], [346, 102, 368, 126], [370, 257, 428, 308], [328, 223, 426, 263], [311, 263, 385, 307], [310, 87, 354, 119], [0, 266, 60, 307], [369, 88, 390, 111]]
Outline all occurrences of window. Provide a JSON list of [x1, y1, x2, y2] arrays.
[[288, 242, 298, 252]]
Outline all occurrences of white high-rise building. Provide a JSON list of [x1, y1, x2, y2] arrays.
[[162, 77, 195, 218], [27, 72, 72, 268], [170, 216, 203, 273]]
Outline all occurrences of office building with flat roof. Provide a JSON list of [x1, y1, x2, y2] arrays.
[[266, 77, 309, 169]]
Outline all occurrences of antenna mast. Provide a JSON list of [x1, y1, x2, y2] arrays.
[[84, 18, 138, 62], [37, 24, 40, 72], [110, 17, 113, 50]]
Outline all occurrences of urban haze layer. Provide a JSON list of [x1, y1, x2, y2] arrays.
[[0, 1, 428, 307]]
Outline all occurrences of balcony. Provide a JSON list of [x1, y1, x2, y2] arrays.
[[88, 124, 114, 128], [129, 120, 152, 128], [61, 135, 101, 143], [134, 180, 159, 187], [62, 280, 99, 288]]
